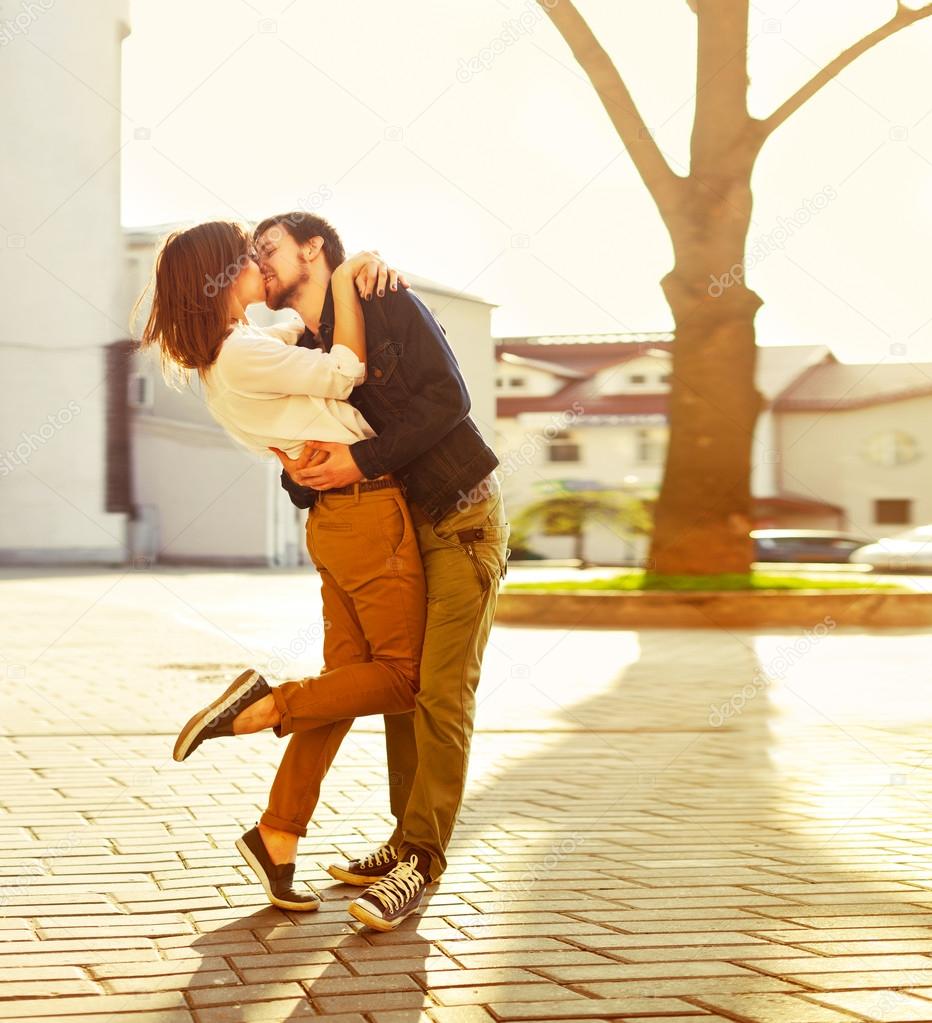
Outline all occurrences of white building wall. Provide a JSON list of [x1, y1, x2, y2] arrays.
[[593, 352, 671, 395], [420, 288, 497, 443], [779, 396, 932, 533], [496, 414, 666, 564], [752, 408, 779, 498], [133, 417, 283, 565], [496, 364, 566, 398], [0, 0, 131, 563]]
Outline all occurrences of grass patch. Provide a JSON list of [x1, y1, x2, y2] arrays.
[[506, 570, 905, 593]]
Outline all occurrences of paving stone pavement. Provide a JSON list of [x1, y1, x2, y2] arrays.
[[3, 567, 932, 1022]]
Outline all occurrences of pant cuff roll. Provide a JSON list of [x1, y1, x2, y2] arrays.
[[259, 810, 308, 839]]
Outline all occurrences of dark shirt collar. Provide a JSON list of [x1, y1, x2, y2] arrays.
[[319, 282, 334, 339], [299, 283, 334, 350]]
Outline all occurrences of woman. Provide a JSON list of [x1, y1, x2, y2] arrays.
[[137, 221, 426, 911]]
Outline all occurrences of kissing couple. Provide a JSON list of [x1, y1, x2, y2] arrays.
[[137, 211, 509, 930]]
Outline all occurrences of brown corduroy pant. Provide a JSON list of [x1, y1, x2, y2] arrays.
[[260, 480, 426, 838]]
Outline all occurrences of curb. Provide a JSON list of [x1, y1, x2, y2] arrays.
[[495, 589, 932, 629]]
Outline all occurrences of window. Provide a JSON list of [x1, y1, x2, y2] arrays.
[[862, 430, 920, 467], [660, 373, 671, 384], [636, 428, 666, 464], [508, 377, 526, 388], [548, 430, 580, 463], [629, 373, 646, 385], [127, 373, 154, 409], [875, 499, 912, 525]]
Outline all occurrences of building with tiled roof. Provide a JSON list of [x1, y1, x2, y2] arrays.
[[495, 334, 932, 564]]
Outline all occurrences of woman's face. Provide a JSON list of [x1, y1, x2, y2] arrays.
[[231, 252, 267, 308]]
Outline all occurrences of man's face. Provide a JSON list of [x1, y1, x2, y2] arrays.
[[255, 226, 310, 310]]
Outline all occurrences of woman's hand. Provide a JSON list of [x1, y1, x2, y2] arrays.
[[338, 250, 409, 301]]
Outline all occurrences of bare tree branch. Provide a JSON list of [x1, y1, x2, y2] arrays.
[[536, 0, 685, 214], [759, 1, 932, 138]]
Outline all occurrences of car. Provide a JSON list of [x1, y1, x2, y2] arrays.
[[851, 525, 932, 573], [751, 529, 870, 564]]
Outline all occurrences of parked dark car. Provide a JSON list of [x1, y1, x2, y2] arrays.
[[751, 529, 869, 564]]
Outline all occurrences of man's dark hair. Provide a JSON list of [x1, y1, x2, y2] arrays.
[[253, 212, 346, 270]]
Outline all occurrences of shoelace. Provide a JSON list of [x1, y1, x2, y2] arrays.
[[365, 856, 423, 914], [359, 844, 396, 870]]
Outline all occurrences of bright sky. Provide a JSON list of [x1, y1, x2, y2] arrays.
[[122, 0, 932, 359]]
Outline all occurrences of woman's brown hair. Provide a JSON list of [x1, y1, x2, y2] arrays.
[[135, 220, 252, 382]]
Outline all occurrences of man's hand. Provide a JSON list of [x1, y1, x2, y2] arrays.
[[270, 443, 329, 486], [271, 441, 364, 490]]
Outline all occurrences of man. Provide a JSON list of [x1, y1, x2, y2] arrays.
[[254, 211, 509, 930]]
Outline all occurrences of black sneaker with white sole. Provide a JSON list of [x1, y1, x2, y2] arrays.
[[173, 668, 271, 762], [327, 843, 398, 886], [235, 826, 320, 912], [348, 851, 430, 931]]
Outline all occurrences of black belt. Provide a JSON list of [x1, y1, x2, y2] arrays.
[[318, 477, 398, 497]]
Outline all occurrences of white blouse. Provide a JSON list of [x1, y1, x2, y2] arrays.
[[202, 313, 375, 459]]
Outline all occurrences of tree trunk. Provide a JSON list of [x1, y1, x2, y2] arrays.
[[535, 0, 932, 576], [650, 165, 764, 575]]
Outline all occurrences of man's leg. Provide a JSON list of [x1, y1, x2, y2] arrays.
[[348, 475, 508, 930], [383, 711, 417, 849], [398, 480, 507, 880]]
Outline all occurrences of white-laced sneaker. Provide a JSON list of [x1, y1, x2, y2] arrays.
[[327, 843, 398, 886], [348, 853, 429, 931]]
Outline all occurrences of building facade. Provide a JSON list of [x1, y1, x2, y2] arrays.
[[775, 361, 932, 536], [0, 0, 131, 564], [495, 335, 932, 564]]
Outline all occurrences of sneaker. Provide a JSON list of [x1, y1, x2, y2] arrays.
[[173, 668, 270, 762], [327, 843, 398, 886], [348, 852, 429, 931], [235, 826, 320, 912]]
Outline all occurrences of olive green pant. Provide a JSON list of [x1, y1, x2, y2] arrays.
[[387, 475, 509, 880]]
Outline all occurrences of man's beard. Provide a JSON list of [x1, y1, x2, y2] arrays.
[[265, 269, 310, 310]]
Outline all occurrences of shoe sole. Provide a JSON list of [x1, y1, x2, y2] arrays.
[[326, 864, 390, 886], [173, 669, 261, 762], [347, 894, 423, 932], [234, 837, 320, 913]]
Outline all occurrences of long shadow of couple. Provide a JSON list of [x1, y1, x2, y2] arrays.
[[179, 627, 799, 1018]]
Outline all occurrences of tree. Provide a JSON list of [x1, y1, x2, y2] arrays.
[[512, 488, 651, 563], [536, 0, 932, 574]]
